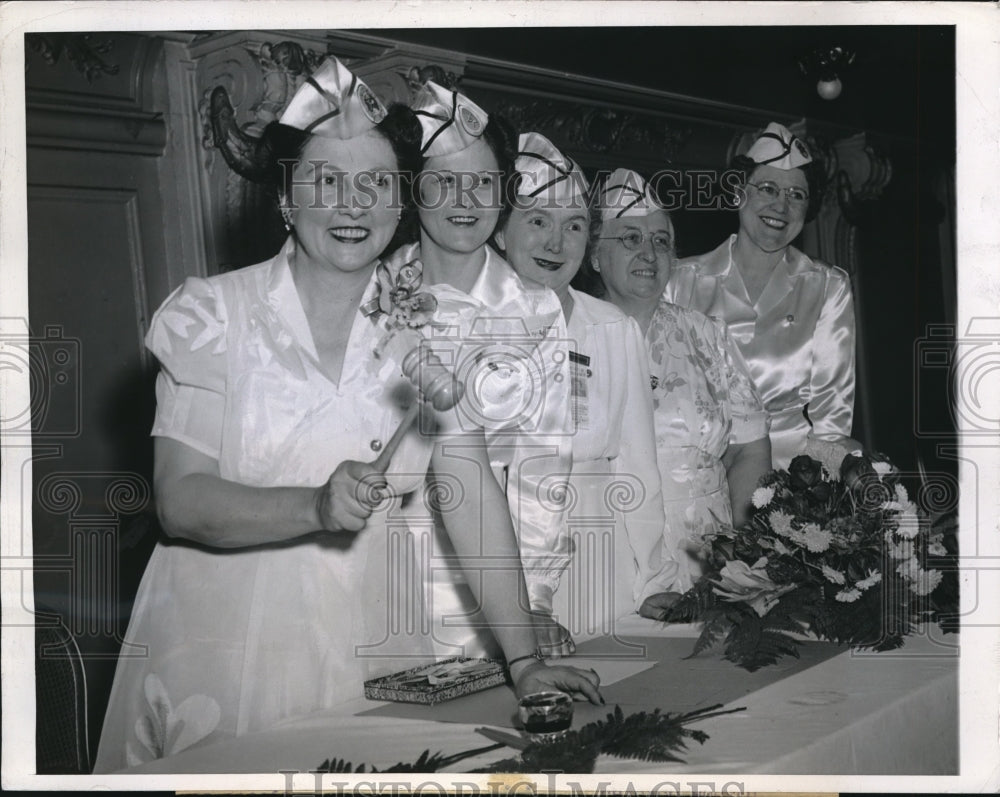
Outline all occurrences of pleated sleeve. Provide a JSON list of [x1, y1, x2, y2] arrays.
[[145, 277, 228, 459]]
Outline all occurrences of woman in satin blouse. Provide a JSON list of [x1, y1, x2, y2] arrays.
[[385, 82, 576, 657], [667, 122, 856, 469], [581, 169, 771, 596], [95, 60, 601, 772], [494, 133, 679, 635]]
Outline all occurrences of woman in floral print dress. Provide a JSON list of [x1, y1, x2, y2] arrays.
[[583, 169, 772, 595]]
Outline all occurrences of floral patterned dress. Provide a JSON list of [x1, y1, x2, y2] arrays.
[[645, 300, 770, 591], [94, 239, 482, 772]]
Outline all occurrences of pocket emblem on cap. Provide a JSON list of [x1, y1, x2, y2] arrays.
[[793, 138, 811, 159], [458, 105, 482, 136], [358, 84, 387, 123]]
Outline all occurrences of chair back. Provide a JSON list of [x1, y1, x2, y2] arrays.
[[36, 620, 90, 774]]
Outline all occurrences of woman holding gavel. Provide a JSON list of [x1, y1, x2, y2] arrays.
[[95, 59, 600, 773], [386, 83, 577, 658]]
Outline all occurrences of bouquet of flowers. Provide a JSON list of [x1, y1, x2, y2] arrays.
[[666, 439, 955, 671]]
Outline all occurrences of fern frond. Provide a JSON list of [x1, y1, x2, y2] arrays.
[[665, 580, 717, 623], [320, 704, 745, 774], [315, 758, 366, 773], [686, 611, 732, 659]]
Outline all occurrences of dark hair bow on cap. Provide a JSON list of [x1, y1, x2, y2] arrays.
[[744, 122, 813, 170], [598, 168, 659, 220]]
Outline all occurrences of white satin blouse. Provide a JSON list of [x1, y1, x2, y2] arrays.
[[668, 235, 856, 469], [385, 242, 573, 658]]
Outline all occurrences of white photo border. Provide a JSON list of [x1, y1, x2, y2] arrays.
[[2, 1, 997, 792]]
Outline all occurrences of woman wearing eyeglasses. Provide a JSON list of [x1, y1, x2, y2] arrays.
[[580, 169, 770, 596], [668, 123, 856, 470]]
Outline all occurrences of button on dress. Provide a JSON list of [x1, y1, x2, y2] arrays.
[[668, 235, 855, 469], [95, 239, 483, 771]]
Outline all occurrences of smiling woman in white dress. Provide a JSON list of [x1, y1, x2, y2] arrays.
[[493, 133, 679, 636], [385, 84, 577, 658], [93, 60, 601, 773]]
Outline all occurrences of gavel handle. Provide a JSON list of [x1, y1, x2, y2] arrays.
[[371, 401, 421, 473]]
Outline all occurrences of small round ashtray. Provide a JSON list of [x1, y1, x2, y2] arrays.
[[517, 691, 573, 740]]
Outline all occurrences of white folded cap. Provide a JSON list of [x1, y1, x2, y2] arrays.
[[279, 57, 387, 139], [411, 81, 490, 157], [597, 168, 659, 220], [514, 132, 589, 203], [744, 122, 813, 169]]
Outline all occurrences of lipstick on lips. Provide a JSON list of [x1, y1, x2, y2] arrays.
[[532, 256, 564, 271], [759, 214, 788, 230], [329, 226, 370, 243]]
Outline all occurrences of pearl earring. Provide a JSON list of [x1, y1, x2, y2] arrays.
[[281, 207, 293, 231]]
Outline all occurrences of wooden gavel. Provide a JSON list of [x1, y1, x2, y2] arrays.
[[371, 344, 465, 473]]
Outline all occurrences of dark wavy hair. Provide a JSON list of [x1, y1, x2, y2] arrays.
[[730, 153, 826, 223], [401, 111, 520, 245], [256, 103, 423, 256]]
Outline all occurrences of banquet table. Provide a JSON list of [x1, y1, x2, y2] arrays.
[[120, 616, 957, 776]]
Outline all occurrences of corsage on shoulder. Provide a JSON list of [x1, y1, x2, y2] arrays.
[[376, 260, 437, 329], [364, 259, 439, 360]]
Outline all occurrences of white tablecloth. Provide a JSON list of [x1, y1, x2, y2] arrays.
[[119, 617, 957, 776]]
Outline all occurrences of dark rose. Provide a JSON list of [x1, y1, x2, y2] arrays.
[[840, 452, 875, 490], [788, 455, 823, 489], [809, 481, 833, 502]]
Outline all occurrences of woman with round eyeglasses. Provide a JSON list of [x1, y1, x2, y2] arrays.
[[494, 134, 679, 634], [668, 122, 856, 469], [579, 169, 771, 596], [386, 85, 578, 659]]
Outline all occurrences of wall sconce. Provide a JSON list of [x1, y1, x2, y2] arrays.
[[798, 47, 856, 100]]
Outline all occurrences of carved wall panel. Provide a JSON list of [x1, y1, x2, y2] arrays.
[[190, 32, 332, 270], [351, 50, 467, 106], [25, 33, 166, 156]]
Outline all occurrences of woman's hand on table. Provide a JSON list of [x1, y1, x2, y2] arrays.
[[530, 610, 576, 658], [638, 591, 683, 621], [314, 460, 387, 533], [511, 660, 604, 705]]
